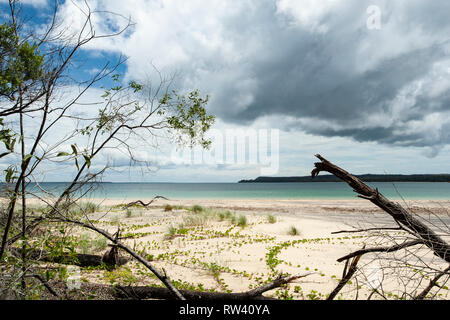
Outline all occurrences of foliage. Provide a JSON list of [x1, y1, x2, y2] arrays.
[[266, 214, 277, 224], [164, 90, 215, 148], [0, 23, 44, 100], [288, 226, 300, 236]]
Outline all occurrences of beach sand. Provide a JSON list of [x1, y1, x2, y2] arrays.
[[29, 197, 450, 299]]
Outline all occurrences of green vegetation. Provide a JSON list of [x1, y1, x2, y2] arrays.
[[103, 266, 137, 285], [165, 225, 189, 240], [266, 214, 277, 224], [0, 23, 44, 99], [78, 234, 108, 254], [190, 204, 205, 213], [235, 214, 247, 228], [288, 226, 301, 236], [164, 204, 174, 212]]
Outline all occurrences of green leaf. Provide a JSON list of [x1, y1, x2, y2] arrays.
[[23, 154, 32, 163], [83, 154, 91, 168], [5, 167, 14, 183], [56, 152, 70, 157], [71, 144, 78, 156]]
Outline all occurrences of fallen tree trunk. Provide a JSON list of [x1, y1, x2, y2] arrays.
[[311, 154, 450, 263], [115, 286, 276, 300], [11, 247, 129, 268], [114, 273, 313, 300], [122, 196, 169, 209]]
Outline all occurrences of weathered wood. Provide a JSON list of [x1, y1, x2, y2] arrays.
[[11, 247, 129, 268], [122, 196, 169, 209], [414, 265, 450, 300], [327, 251, 363, 300], [336, 240, 424, 263], [115, 273, 313, 300], [311, 154, 450, 263]]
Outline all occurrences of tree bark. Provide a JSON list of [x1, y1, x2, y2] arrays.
[[115, 273, 312, 300], [11, 247, 129, 268], [122, 196, 169, 209]]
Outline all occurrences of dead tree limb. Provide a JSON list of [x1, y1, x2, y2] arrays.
[[28, 274, 60, 298], [336, 240, 424, 263], [11, 247, 129, 268], [332, 227, 403, 235], [327, 250, 363, 300], [414, 265, 450, 300], [122, 196, 169, 209], [115, 273, 314, 300], [311, 154, 450, 263]]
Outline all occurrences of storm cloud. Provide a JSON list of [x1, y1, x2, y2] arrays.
[[58, 0, 450, 152]]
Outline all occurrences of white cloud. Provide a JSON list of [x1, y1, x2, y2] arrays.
[[3, 0, 450, 182]]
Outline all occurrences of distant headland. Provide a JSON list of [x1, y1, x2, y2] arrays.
[[238, 174, 450, 183]]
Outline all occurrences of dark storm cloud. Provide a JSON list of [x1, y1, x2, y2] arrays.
[[190, 0, 450, 151]]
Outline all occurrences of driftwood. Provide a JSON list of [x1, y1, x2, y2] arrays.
[[122, 196, 169, 209], [336, 240, 424, 263], [11, 247, 129, 269], [115, 273, 314, 300], [414, 265, 450, 300], [327, 250, 363, 300], [311, 154, 450, 263]]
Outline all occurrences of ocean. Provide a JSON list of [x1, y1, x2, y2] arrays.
[[21, 182, 450, 201]]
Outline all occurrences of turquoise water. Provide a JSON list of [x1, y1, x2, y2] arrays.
[[23, 182, 450, 200]]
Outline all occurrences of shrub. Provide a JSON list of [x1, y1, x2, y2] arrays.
[[164, 204, 174, 212], [267, 214, 277, 224], [288, 226, 301, 236], [236, 214, 247, 228], [79, 201, 99, 214], [191, 205, 204, 213]]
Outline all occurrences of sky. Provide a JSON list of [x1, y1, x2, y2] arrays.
[[1, 0, 450, 182]]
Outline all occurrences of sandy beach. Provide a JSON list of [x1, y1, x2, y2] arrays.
[[28, 197, 450, 299]]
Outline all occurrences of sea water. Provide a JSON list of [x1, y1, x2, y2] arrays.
[[20, 182, 450, 200]]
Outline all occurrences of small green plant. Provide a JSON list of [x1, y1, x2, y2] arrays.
[[307, 289, 322, 300], [164, 225, 189, 240], [164, 204, 174, 212], [110, 216, 121, 225], [77, 234, 108, 254], [104, 266, 137, 285], [267, 214, 277, 224], [125, 208, 132, 218], [78, 201, 99, 214], [183, 214, 207, 227], [235, 214, 247, 228], [288, 226, 300, 236], [191, 205, 204, 213], [166, 225, 177, 238], [217, 211, 225, 221]]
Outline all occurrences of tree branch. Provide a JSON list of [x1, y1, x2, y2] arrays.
[[115, 272, 314, 300], [414, 265, 450, 300], [336, 240, 424, 263], [311, 154, 450, 263]]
